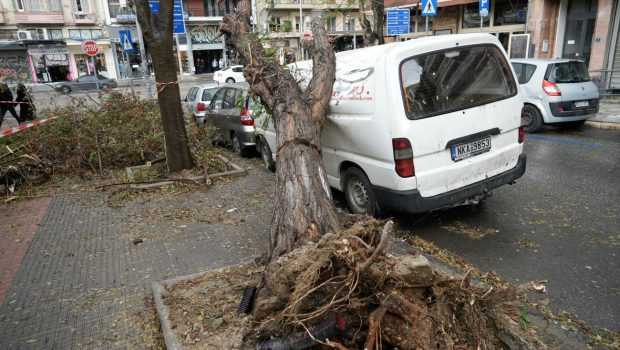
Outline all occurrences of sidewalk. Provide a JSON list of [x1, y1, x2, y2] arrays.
[[0, 157, 272, 348], [588, 97, 620, 130]]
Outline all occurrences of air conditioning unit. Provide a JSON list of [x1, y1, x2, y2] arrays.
[[17, 31, 32, 40]]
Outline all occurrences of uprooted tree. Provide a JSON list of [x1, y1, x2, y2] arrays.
[[131, 0, 195, 172], [220, 1, 547, 349]]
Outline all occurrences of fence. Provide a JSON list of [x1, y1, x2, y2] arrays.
[[589, 69, 620, 100]]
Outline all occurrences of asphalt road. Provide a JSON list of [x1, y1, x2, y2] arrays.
[[392, 126, 619, 332]]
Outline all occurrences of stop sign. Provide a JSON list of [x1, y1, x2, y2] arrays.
[[82, 40, 99, 56]]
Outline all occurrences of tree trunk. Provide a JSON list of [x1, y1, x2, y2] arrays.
[[132, 0, 194, 172], [359, 0, 385, 46], [220, 0, 340, 261]]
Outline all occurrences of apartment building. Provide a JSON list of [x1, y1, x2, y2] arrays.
[[256, 0, 363, 60], [384, 0, 620, 90], [0, 0, 117, 84]]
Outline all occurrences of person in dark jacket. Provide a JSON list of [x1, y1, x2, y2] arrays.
[[15, 83, 35, 122], [0, 83, 22, 128]]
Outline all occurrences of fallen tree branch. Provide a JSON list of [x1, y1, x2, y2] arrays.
[[359, 220, 392, 272]]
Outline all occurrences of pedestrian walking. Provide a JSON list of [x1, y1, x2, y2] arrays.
[[0, 83, 22, 128], [218, 57, 224, 69], [212, 58, 218, 72], [15, 83, 35, 122]]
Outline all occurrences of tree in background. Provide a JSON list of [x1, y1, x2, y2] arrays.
[[358, 0, 385, 46], [130, 0, 194, 172]]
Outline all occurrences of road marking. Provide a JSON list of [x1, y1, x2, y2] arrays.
[[527, 135, 602, 148]]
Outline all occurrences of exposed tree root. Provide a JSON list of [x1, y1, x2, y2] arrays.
[[249, 219, 547, 349]]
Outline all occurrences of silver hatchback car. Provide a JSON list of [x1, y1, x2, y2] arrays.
[[183, 83, 222, 125], [510, 59, 599, 132]]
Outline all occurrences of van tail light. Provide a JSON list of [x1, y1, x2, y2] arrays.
[[542, 80, 561, 96], [240, 108, 254, 126], [196, 102, 206, 112], [392, 138, 415, 178], [518, 126, 525, 143]]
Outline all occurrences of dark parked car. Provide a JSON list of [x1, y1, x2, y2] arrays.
[[54, 75, 118, 94]]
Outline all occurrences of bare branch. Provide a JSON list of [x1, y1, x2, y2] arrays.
[[359, 220, 392, 272], [130, 0, 156, 42]]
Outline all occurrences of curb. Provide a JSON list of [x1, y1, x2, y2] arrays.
[[585, 120, 620, 130]]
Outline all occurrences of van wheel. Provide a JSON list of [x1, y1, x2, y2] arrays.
[[260, 138, 275, 171], [521, 105, 543, 133], [343, 167, 379, 216]]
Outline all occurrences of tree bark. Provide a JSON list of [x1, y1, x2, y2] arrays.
[[132, 0, 194, 172], [220, 0, 340, 261]]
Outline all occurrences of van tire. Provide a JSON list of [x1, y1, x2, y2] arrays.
[[260, 137, 275, 171], [343, 167, 380, 216], [521, 105, 543, 133]]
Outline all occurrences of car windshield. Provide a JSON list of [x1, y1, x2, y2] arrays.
[[546, 61, 590, 83], [400, 45, 517, 119], [202, 88, 218, 101]]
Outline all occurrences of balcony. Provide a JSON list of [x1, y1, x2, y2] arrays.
[[272, 0, 358, 10], [14, 12, 64, 24], [73, 12, 97, 24]]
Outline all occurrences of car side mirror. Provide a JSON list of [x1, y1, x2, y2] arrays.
[[208, 102, 214, 111]]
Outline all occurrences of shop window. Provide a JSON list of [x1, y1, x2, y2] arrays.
[[0, 30, 18, 40], [462, 3, 489, 29], [494, 0, 527, 26], [48, 29, 63, 39], [75, 53, 108, 77], [69, 29, 103, 40], [13, 0, 25, 11]]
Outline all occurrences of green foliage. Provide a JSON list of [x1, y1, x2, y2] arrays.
[[282, 20, 293, 32], [0, 91, 218, 176], [518, 307, 531, 329]]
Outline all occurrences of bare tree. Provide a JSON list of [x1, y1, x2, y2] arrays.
[[131, 0, 194, 172], [358, 0, 385, 46], [220, 0, 340, 261]]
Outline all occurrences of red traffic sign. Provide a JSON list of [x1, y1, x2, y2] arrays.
[[82, 40, 99, 56]]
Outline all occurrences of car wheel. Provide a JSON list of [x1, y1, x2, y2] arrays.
[[521, 104, 543, 133], [60, 86, 71, 94], [561, 120, 586, 129], [260, 138, 275, 171], [231, 133, 249, 157], [225, 78, 235, 83], [101, 84, 111, 91], [343, 167, 379, 216]]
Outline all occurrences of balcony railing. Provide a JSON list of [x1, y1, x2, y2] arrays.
[[73, 12, 97, 24], [187, 7, 235, 17], [14, 12, 64, 24]]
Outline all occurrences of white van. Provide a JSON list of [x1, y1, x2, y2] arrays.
[[255, 33, 526, 216]]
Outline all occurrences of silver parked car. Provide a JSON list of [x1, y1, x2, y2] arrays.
[[510, 59, 599, 132], [205, 83, 256, 157], [183, 83, 222, 125], [54, 75, 117, 94]]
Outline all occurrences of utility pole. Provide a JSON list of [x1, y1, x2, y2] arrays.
[[299, 0, 304, 60]]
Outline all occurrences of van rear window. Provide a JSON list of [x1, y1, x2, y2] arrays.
[[400, 45, 517, 119]]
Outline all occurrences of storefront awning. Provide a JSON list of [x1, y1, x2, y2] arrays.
[[65, 39, 111, 47], [385, 0, 477, 10], [0, 40, 66, 51]]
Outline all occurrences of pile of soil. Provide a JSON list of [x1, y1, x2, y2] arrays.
[[164, 219, 546, 349]]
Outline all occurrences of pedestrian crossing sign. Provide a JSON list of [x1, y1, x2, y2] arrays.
[[422, 0, 437, 16], [119, 30, 134, 53]]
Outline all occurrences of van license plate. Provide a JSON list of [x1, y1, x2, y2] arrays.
[[451, 137, 491, 162], [575, 101, 589, 108]]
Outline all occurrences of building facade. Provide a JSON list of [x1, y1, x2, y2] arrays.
[[256, 0, 363, 60], [0, 0, 117, 84], [384, 0, 620, 90]]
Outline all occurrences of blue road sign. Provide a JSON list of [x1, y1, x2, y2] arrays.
[[386, 9, 410, 36], [479, 0, 490, 17], [119, 30, 134, 52], [148, 0, 185, 34], [421, 0, 437, 17]]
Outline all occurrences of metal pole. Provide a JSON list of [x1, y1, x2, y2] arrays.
[[176, 34, 184, 80], [425, 17, 428, 36], [480, 16, 483, 32], [299, 0, 304, 60], [135, 18, 153, 99]]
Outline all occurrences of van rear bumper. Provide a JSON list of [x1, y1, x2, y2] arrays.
[[373, 154, 526, 214]]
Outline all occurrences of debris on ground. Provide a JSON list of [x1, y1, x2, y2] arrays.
[[165, 219, 548, 349]]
